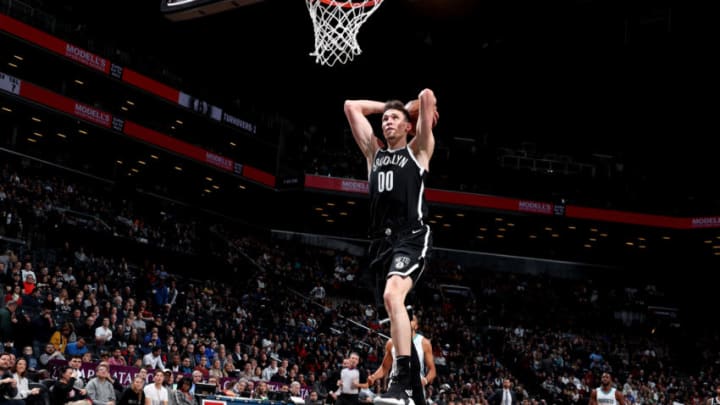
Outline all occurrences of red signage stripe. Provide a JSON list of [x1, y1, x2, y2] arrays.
[[426, 188, 524, 212], [566, 205, 689, 229], [243, 165, 275, 187], [122, 68, 179, 103], [1, 14, 68, 59], [1, 14, 110, 74], [123, 121, 207, 162]]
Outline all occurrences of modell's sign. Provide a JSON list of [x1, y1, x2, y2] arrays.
[[65, 43, 108, 72], [691, 216, 720, 228], [74, 102, 112, 127], [518, 200, 553, 215], [206, 152, 234, 171]]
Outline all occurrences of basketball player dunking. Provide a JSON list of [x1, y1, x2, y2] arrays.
[[344, 88, 438, 405]]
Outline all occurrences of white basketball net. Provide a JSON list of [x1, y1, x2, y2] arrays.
[[306, 0, 384, 67]]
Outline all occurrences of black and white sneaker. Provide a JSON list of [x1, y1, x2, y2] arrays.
[[374, 382, 415, 405]]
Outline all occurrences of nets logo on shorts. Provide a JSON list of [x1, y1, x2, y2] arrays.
[[394, 255, 411, 269]]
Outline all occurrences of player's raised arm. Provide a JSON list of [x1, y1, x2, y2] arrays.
[[407, 88, 438, 170], [344, 99, 385, 171]]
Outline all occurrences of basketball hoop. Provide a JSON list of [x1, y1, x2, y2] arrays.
[[305, 0, 384, 67]]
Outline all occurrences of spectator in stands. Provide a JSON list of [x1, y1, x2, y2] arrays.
[[21, 263, 36, 288], [127, 330, 143, 354], [206, 376, 221, 395], [309, 372, 328, 402], [77, 316, 97, 341], [50, 323, 73, 353], [0, 300, 19, 344], [172, 377, 195, 405], [143, 346, 165, 370], [153, 280, 169, 309], [108, 348, 127, 367], [207, 359, 225, 379], [189, 371, 203, 395], [51, 365, 91, 405], [11, 357, 43, 405], [143, 330, 162, 356], [4, 284, 23, 307], [166, 280, 179, 310], [180, 344, 195, 368], [66, 337, 89, 357], [270, 366, 290, 385], [230, 344, 243, 366], [262, 358, 279, 381], [253, 381, 269, 400], [228, 380, 246, 397], [68, 355, 89, 397], [125, 344, 142, 368], [22, 274, 38, 296], [489, 379, 519, 405], [161, 370, 175, 405], [289, 381, 302, 397], [237, 362, 253, 380], [310, 282, 326, 302], [306, 391, 323, 405], [166, 354, 182, 373], [118, 376, 146, 405], [136, 369, 150, 387], [95, 317, 113, 348], [30, 305, 55, 354], [163, 336, 177, 358], [70, 292, 84, 315], [86, 363, 117, 405], [195, 356, 210, 380], [222, 359, 236, 377], [143, 370, 169, 405], [97, 360, 124, 395], [178, 358, 193, 375], [39, 342, 65, 367], [20, 345, 38, 371], [193, 343, 210, 368]]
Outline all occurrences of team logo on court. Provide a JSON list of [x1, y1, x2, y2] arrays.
[[394, 255, 411, 269]]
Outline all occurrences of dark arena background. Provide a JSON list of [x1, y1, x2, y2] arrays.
[[1, 0, 718, 404]]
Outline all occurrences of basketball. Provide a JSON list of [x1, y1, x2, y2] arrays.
[[405, 100, 438, 133], [406, 99, 420, 123]]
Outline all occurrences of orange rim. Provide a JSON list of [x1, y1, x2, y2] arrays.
[[316, 0, 381, 8]]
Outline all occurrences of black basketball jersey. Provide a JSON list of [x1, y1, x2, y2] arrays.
[[369, 146, 428, 233]]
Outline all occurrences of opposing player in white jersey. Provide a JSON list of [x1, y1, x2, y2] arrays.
[[706, 385, 720, 405], [367, 311, 436, 405], [589, 372, 625, 405]]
